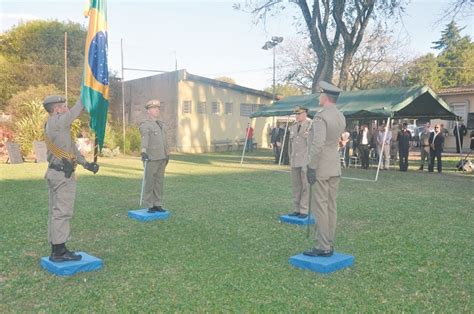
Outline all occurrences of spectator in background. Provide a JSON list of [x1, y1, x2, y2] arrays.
[[390, 123, 399, 162], [245, 124, 254, 152], [270, 124, 282, 163], [351, 125, 359, 157], [398, 123, 412, 172], [440, 123, 448, 138], [453, 119, 468, 153], [429, 124, 444, 174], [470, 130, 474, 150], [418, 123, 431, 171], [377, 124, 392, 170], [357, 124, 371, 169], [282, 124, 290, 165]]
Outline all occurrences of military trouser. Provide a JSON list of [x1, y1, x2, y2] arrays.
[[420, 146, 430, 168], [311, 176, 340, 251], [143, 159, 167, 208], [46, 168, 77, 245], [290, 167, 308, 214]]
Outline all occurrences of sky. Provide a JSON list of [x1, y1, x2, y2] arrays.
[[1, 0, 473, 91]]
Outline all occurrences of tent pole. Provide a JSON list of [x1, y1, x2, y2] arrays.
[[240, 120, 252, 166], [455, 118, 463, 156], [375, 117, 390, 182], [279, 116, 290, 166]]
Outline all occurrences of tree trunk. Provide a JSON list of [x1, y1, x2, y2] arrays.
[[339, 46, 353, 90]]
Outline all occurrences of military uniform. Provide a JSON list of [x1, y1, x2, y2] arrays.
[[288, 111, 311, 216], [419, 130, 431, 170], [140, 100, 169, 210], [305, 82, 346, 256], [43, 95, 99, 262]]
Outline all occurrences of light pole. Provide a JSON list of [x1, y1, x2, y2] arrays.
[[262, 36, 283, 102]]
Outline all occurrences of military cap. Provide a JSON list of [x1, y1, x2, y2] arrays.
[[318, 81, 342, 96], [43, 95, 66, 109], [145, 99, 161, 109], [293, 105, 308, 114]]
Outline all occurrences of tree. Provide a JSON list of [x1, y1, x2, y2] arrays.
[[214, 76, 237, 84], [405, 54, 442, 90], [264, 83, 305, 97], [0, 20, 86, 109], [436, 0, 474, 23], [243, 0, 406, 91], [6, 84, 61, 116]]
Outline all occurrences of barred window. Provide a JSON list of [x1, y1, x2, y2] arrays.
[[240, 103, 252, 117], [211, 102, 220, 115], [252, 104, 263, 113], [197, 102, 206, 114], [182, 101, 192, 114], [225, 102, 233, 115]]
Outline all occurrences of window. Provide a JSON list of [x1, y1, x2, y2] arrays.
[[449, 103, 467, 128], [197, 102, 206, 114], [252, 104, 262, 113], [182, 101, 192, 114], [211, 102, 220, 115], [225, 102, 233, 115], [240, 103, 252, 117]]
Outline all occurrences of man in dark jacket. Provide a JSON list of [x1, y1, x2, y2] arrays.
[[453, 120, 468, 153], [398, 123, 412, 171], [428, 124, 444, 173]]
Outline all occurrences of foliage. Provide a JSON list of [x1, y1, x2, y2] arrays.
[[406, 21, 473, 89], [214, 76, 237, 84], [6, 84, 61, 116], [13, 99, 81, 155], [115, 124, 142, 154], [102, 122, 118, 150], [0, 153, 472, 311], [263, 83, 305, 97], [0, 20, 86, 109], [244, 0, 407, 91]]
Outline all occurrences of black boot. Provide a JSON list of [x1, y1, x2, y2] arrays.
[[49, 243, 82, 262]]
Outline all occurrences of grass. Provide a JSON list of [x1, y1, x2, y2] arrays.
[[0, 150, 473, 312]]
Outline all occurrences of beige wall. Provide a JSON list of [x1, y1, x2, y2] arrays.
[[433, 92, 473, 151], [124, 72, 179, 149], [175, 79, 273, 153]]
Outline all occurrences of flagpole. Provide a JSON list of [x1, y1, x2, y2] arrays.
[[94, 138, 99, 163], [64, 32, 68, 100], [121, 38, 126, 155]]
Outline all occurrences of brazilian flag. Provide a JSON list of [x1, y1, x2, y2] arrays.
[[82, 0, 109, 149]]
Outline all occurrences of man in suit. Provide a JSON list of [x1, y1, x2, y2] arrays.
[[305, 81, 346, 257], [287, 106, 311, 219], [140, 100, 170, 213], [43, 95, 99, 262], [453, 120, 468, 153], [428, 124, 444, 174], [398, 123, 412, 171], [357, 124, 371, 169]]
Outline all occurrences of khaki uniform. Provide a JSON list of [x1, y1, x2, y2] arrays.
[[420, 131, 430, 168], [307, 105, 346, 251], [289, 118, 311, 214], [140, 117, 169, 208], [45, 101, 85, 245]]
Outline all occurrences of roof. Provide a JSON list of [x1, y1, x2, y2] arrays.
[[437, 85, 474, 95], [185, 72, 273, 99], [251, 85, 458, 120]]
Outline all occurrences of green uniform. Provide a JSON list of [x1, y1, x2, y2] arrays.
[[307, 104, 346, 251], [289, 118, 311, 215], [140, 117, 169, 208], [45, 101, 86, 245]]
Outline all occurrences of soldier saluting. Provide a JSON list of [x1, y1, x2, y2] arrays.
[[139, 100, 169, 213], [43, 95, 99, 262]]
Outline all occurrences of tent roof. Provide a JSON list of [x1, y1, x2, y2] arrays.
[[251, 85, 458, 120]]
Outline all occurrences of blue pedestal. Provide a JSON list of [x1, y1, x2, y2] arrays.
[[289, 252, 354, 274], [280, 214, 315, 225], [128, 209, 170, 222], [40, 252, 103, 276]]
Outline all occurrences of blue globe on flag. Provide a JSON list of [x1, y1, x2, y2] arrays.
[[88, 31, 109, 85]]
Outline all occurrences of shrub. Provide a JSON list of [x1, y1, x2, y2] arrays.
[[115, 124, 141, 154]]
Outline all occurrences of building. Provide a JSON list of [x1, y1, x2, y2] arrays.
[[116, 70, 273, 153], [436, 85, 474, 151]]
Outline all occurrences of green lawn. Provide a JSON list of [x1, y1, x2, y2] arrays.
[[1, 151, 472, 312]]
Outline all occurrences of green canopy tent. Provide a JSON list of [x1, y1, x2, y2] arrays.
[[247, 86, 460, 178], [251, 85, 458, 120]]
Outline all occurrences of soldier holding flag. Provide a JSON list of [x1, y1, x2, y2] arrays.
[[43, 96, 99, 262]]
